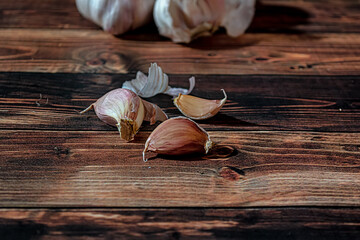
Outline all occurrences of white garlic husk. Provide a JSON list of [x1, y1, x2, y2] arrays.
[[76, 0, 155, 35], [154, 0, 256, 43], [122, 63, 195, 98]]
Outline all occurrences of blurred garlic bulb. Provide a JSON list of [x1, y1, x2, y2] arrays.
[[154, 0, 256, 43], [76, 0, 155, 35]]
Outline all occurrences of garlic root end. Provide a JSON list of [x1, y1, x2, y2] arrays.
[[116, 119, 136, 142]]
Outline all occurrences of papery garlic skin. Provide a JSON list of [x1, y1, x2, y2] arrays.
[[143, 117, 213, 161], [76, 0, 155, 35], [81, 88, 145, 141], [154, 0, 255, 43], [141, 99, 168, 124], [123, 63, 169, 98], [122, 63, 195, 98], [174, 89, 227, 120]]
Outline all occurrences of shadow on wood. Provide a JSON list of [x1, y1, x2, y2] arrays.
[[248, 2, 310, 33], [147, 145, 237, 162], [199, 113, 263, 128]]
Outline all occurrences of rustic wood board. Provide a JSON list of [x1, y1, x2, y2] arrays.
[[1, 0, 360, 238], [0, 29, 359, 75], [0, 208, 359, 239], [1, 130, 359, 207], [1, 73, 359, 132]]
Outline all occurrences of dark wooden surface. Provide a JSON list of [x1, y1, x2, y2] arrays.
[[0, 0, 360, 239], [0, 208, 359, 239]]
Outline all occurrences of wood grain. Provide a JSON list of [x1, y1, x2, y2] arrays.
[[1, 73, 359, 132], [0, 0, 96, 30], [0, 208, 359, 239], [0, 0, 360, 75], [0, 130, 359, 207], [0, 29, 359, 74]]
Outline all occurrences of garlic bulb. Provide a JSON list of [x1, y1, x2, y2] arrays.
[[143, 117, 213, 161], [174, 89, 227, 120], [81, 88, 167, 141], [122, 63, 195, 98], [76, 0, 155, 35], [154, 0, 256, 43]]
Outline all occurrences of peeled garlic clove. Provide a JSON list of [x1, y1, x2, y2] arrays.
[[141, 99, 168, 125], [174, 89, 227, 120], [81, 88, 145, 141], [122, 63, 195, 98], [76, 0, 155, 35], [143, 117, 213, 161], [153, 0, 255, 43]]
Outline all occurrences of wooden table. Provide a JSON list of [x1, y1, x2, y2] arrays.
[[1, 0, 359, 239]]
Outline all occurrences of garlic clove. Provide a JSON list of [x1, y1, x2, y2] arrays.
[[143, 117, 213, 161], [141, 99, 168, 125], [76, 0, 155, 35], [122, 63, 195, 98], [173, 89, 227, 120], [81, 88, 145, 141]]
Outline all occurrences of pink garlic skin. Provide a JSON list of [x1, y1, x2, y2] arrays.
[[141, 99, 168, 124], [144, 117, 212, 157], [92, 88, 143, 128], [81, 87, 168, 142]]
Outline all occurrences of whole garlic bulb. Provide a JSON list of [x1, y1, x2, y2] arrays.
[[76, 0, 155, 35], [154, 0, 256, 43]]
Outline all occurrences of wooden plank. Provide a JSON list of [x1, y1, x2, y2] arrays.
[[0, 208, 359, 239], [1, 73, 359, 132], [1, 0, 360, 34], [0, 0, 96, 30], [249, 0, 360, 34], [0, 130, 359, 207], [0, 29, 359, 74]]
